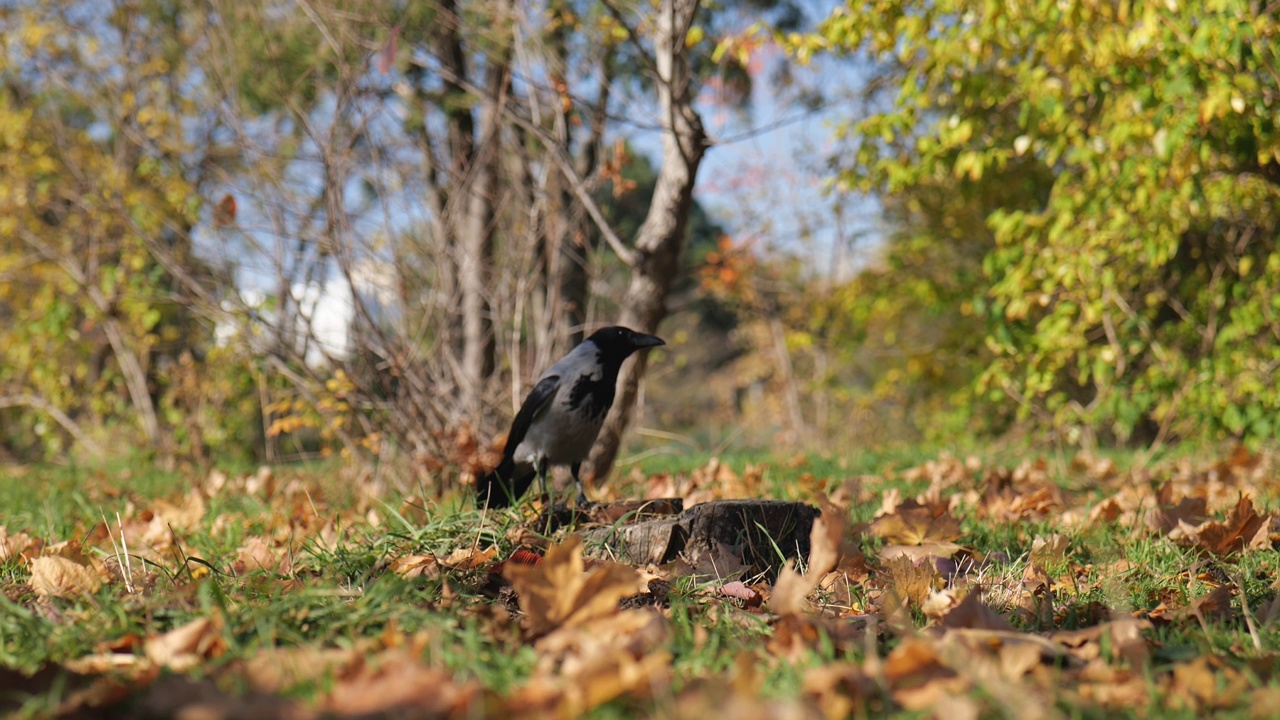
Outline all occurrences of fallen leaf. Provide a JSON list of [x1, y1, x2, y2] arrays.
[[504, 535, 646, 636], [439, 545, 498, 570], [322, 649, 481, 717], [1165, 656, 1251, 711], [1168, 496, 1269, 556], [1177, 584, 1235, 623], [144, 616, 226, 672], [770, 508, 848, 616], [928, 589, 1015, 631], [509, 610, 671, 718], [1146, 483, 1208, 533], [1051, 617, 1151, 667], [878, 554, 944, 608], [882, 637, 968, 711], [1030, 533, 1069, 563], [870, 504, 962, 545], [0, 527, 36, 562], [28, 556, 102, 598], [803, 662, 878, 719], [1088, 497, 1123, 525], [389, 554, 440, 580], [233, 536, 292, 575]]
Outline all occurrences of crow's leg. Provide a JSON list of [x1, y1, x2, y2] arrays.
[[571, 462, 588, 506], [536, 456, 551, 501]]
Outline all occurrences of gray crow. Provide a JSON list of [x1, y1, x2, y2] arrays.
[[477, 326, 665, 509]]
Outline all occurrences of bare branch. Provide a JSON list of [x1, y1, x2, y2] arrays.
[[0, 393, 104, 457]]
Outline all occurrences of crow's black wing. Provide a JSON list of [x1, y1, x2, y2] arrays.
[[500, 374, 561, 461], [477, 374, 561, 508]]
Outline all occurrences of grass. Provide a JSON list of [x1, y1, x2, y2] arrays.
[[3, 446, 1280, 717]]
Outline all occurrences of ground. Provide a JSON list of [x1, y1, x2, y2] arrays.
[[2, 445, 1280, 718]]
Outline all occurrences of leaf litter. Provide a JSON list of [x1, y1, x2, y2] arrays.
[[4, 449, 1280, 716]]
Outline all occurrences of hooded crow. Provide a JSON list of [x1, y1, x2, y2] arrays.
[[476, 326, 665, 509]]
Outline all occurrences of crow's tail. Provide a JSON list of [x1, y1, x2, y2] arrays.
[[476, 458, 537, 509]]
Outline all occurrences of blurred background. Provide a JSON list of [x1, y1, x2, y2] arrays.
[[2, 0, 1277, 484]]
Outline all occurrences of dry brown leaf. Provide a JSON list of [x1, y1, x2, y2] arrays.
[[233, 536, 292, 575], [235, 646, 358, 694], [1168, 496, 1270, 556], [1177, 584, 1235, 622], [931, 694, 981, 720], [0, 527, 36, 562], [770, 508, 848, 616], [509, 610, 671, 718], [1164, 656, 1251, 711], [983, 485, 1064, 522], [439, 545, 498, 569], [879, 542, 964, 565], [389, 554, 440, 580], [803, 662, 878, 719], [1088, 497, 1123, 525], [28, 556, 102, 598], [928, 589, 1015, 631], [882, 637, 969, 711], [870, 505, 962, 545], [1030, 533, 1069, 563], [144, 616, 226, 672], [1146, 483, 1209, 533], [1017, 563, 1056, 627], [322, 649, 481, 717], [879, 554, 944, 608], [149, 490, 208, 532], [503, 535, 646, 636], [1051, 616, 1151, 667]]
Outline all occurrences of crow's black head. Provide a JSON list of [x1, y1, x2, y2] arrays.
[[586, 326, 665, 360]]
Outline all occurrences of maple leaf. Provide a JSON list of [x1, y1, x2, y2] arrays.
[[503, 535, 646, 636], [1173, 584, 1235, 623], [1167, 496, 1270, 556], [878, 554, 944, 608], [870, 504, 962, 545]]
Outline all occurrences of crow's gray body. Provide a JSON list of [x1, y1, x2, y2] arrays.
[[477, 327, 664, 509]]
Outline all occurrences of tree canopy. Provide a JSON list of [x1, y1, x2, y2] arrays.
[[802, 0, 1280, 446]]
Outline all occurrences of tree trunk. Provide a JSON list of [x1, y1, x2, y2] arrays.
[[439, 0, 510, 418], [587, 0, 708, 481], [459, 44, 510, 417]]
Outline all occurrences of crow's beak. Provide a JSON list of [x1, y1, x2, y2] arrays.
[[631, 333, 665, 349]]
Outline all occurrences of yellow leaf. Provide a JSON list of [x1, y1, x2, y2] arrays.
[[685, 25, 704, 48]]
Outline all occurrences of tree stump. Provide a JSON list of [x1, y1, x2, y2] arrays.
[[580, 499, 818, 580]]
